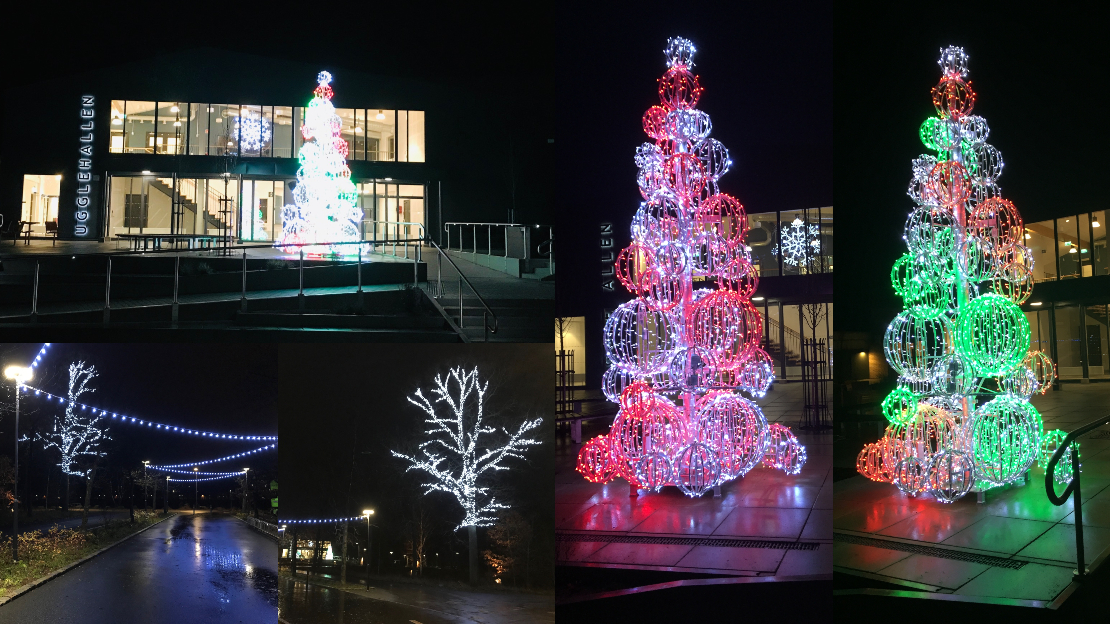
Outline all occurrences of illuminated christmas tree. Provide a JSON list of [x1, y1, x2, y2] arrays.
[[856, 47, 1062, 503], [277, 71, 363, 256], [575, 37, 806, 498]]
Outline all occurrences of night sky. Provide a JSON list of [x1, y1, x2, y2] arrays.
[[0, 343, 278, 506], [833, 7, 1107, 338], [278, 343, 554, 567]]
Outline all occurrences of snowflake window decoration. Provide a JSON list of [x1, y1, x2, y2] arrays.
[[236, 115, 272, 152], [771, 217, 821, 266]]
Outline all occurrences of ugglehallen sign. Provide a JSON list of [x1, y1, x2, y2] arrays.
[[75, 95, 94, 237]]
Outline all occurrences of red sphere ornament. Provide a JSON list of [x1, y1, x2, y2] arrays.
[[642, 106, 670, 141], [928, 161, 971, 208], [576, 436, 616, 483], [658, 66, 703, 110], [615, 243, 656, 294], [663, 152, 706, 199], [931, 76, 975, 119]]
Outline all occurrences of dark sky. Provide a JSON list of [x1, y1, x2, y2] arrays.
[[278, 343, 553, 555], [833, 6, 1107, 337], [0, 343, 278, 500]]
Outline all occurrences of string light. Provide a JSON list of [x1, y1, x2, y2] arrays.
[[152, 467, 243, 476], [276, 70, 365, 257], [152, 444, 276, 469], [391, 366, 543, 530], [859, 46, 1055, 503], [579, 37, 806, 498], [280, 516, 364, 524], [22, 385, 277, 441], [39, 362, 110, 477], [30, 343, 51, 369], [168, 474, 241, 483]]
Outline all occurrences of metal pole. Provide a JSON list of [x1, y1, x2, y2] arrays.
[[298, 248, 305, 310], [1074, 444, 1087, 578], [31, 260, 39, 318], [459, 277, 464, 328], [365, 518, 371, 590], [473, 225, 477, 254], [488, 225, 492, 256], [504, 228, 508, 258], [104, 256, 112, 325], [241, 249, 247, 310], [173, 256, 180, 324], [357, 246, 363, 293], [12, 381, 19, 561]]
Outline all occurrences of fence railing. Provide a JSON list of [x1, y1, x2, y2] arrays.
[[1045, 413, 1110, 580], [443, 222, 553, 262], [240, 515, 280, 541], [426, 239, 498, 338]]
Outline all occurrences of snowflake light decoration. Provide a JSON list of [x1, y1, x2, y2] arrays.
[[579, 37, 806, 498], [236, 115, 272, 152], [391, 366, 543, 530], [771, 217, 821, 266], [857, 47, 1059, 503]]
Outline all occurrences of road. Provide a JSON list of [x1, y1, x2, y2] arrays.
[[279, 574, 555, 624], [0, 512, 278, 624]]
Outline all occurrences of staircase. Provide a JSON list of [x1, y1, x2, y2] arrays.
[[150, 178, 227, 232], [439, 297, 554, 342]]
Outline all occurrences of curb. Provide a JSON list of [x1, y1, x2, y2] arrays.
[[0, 512, 178, 607]]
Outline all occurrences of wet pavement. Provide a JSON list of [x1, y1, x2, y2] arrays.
[[0, 512, 278, 623], [279, 574, 555, 624], [833, 382, 1110, 605], [556, 382, 834, 578]]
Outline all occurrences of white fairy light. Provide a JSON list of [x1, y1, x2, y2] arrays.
[[152, 443, 276, 470], [280, 516, 364, 524], [391, 366, 542, 530], [39, 362, 110, 477]]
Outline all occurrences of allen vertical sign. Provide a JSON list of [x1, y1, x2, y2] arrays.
[[76, 95, 95, 237]]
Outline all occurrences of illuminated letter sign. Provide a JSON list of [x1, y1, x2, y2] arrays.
[[600, 222, 615, 291], [75, 95, 95, 236]]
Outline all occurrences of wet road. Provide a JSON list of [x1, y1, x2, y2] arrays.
[[279, 576, 555, 624], [0, 512, 278, 624]]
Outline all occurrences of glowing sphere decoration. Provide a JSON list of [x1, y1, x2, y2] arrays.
[[578, 37, 806, 498], [1038, 429, 1079, 486], [859, 46, 1055, 503]]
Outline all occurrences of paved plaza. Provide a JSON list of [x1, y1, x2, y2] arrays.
[[834, 382, 1110, 606], [555, 382, 833, 580]]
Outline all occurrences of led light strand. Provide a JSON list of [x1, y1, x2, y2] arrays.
[[22, 385, 277, 441], [30, 343, 51, 369], [152, 444, 276, 469], [858, 46, 1056, 503], [391, 366, 543, 530], [279, 516, 365, 525], [151, 467, 243, 476], [580, 37, 806, 497], [167, 474, 241, 483], [38, 361, 110, 477]]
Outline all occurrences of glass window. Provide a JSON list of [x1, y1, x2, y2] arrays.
[[1055, 305, 1083, 378], [1057, 216, 1080, 280], [293, 107, 306, 159], [261, 106, 274, 157], [1093, 210, 1108, 277], [1079, 213, 1094, 278], [814, 205, 831, 272], [351, 109, 366, 161], [407, 111, 425, 163], [745, 211, 778, 277], [273, 106, 294, 158], [20, 174, 61, 236], [397, 110, 408, 162], [188, 104, 209, 155], [397, 184, 425, 238], [209, 105, 238, 156], [366, 109, 395, 161], [779, 208, 822, 276], [155, 102, 185, 154], [1087, 305, 1109, 377], [336, 108, 357, 162], [1025, 219, 1054, 282], [109, 100, 126, 153], [123, 101, 156, 154]]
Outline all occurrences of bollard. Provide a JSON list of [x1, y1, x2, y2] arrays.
[[298, 249, 305, 311], [172, 256, 180, 326], [31, 260, 40, 321]]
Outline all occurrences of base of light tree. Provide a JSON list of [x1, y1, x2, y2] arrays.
[[469, 525, 478, 585]]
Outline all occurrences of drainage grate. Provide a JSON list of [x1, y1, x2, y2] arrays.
[[835, 533, 1026, 569], [556, 532, 819, 551]]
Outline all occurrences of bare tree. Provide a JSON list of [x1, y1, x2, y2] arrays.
[[40, 362, 109, 519]]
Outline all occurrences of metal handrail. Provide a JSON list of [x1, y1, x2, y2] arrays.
[[1045, 413, 1110, 579], [443, 221, 553, 258], [426, 239, 498, 337]]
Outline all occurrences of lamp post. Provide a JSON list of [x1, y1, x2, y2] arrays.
[[242, 467, 250, 513], [362, 509, 374, 589], [5, 365, 32, 562], [193, 467, 198, 514], [142, 460, 149, 511]]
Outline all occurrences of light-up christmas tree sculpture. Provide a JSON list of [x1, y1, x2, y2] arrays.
[[391, 366, 542, 584], [277, 71, 364, 256], [856, 47, 1061, 503], [575, 37, 807, 498]]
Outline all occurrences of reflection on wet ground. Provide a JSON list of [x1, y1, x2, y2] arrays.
[[280, 577, 465, 624]]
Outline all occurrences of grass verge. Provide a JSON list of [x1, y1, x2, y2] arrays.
[[0, 510, 167, 599]]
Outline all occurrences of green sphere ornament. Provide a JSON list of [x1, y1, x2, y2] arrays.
[[882, 386, 919, 425], [970, 395, 1042, 486], [955, 293, 1030, 376]]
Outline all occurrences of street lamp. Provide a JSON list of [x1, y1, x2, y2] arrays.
[[242, 467, 250, 514], [142, 460, 150, 511], [193, 467, 198, 514], [5, 365, 32, 562], [362, 509, 374, 589]]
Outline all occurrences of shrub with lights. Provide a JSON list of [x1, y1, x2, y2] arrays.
[[856, 47, 1065, 502], [276, 71, 365, 257], [575, 37, 806, 498]]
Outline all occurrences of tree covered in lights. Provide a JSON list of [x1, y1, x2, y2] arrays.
[[39, 362, 110, 519], [856, 47, 1060, 503], [576, 37, 806, 498], [277, 71, 364, 256], [391, 366, 542, 584]]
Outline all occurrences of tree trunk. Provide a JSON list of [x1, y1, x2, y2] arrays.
[[340, 521, 348, 584], [81, 466, 96, 528], [64, 473, 70, 517], [468, 525, 477, 584], [128, 471, 134, 524], [152, 478, 157, 512]]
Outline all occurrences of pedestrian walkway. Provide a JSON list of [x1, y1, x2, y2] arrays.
[[833, 382, 1110, 606]]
